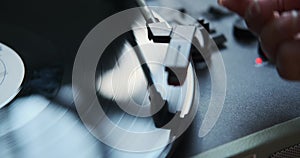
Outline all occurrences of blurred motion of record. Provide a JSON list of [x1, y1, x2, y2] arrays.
[[0, 0, 197, 157], [0, 24, 104, 158], [0, 0, 147, 158]]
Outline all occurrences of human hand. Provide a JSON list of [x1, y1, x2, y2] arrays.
[[219, 0, 300, 81]]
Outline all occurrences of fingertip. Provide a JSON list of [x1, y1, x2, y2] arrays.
[[218, 0, 251, 17], [276, 64, 300, 81], [276, 53, 292, 80], [276, 42, 300, 81]]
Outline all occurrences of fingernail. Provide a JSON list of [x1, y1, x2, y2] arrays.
[[296, 33, 300, 39], [218, 0, 224, 5], [274, 11, 280, 18], [282, 11, 291, 18], [291, 10, 299, 29], [282, 10, 299, 26], [292, 10, 299, 19], [245, 0, 261, 19]]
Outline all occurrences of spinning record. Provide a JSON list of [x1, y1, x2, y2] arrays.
[[0, 24, 65, 135], [0, 25, 105, 158]]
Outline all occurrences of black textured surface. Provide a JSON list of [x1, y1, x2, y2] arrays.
[[271, 144, 300, 158]]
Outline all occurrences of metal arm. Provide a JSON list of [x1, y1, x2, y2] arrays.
[[135, 0, 158, 23]]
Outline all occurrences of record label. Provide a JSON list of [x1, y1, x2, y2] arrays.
[[0, 43, 25, 109]]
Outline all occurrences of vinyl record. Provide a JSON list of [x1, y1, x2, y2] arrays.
[[0, 24, 105, 158]]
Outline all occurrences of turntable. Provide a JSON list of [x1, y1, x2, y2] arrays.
[[0, 0, 300, 158]]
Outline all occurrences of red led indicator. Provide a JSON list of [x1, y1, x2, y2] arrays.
[[255, 57, 263, 65]]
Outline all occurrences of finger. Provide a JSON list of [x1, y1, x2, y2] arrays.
[[219, 0, 300, 17], [219, 0, 300, 33], [259, 10, 300, 61], [276, 39, 300, 81]]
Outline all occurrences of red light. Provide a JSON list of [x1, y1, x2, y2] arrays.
[[255, 57, 263, 65]]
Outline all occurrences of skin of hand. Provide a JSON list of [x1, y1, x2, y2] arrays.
[[218, 0, 300, 81]]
